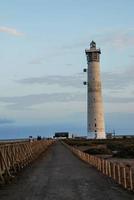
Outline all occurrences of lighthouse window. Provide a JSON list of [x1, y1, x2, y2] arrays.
[[92, 53, 97, 60], [95, 123, 96, 127], [87, 55, 90, 62]]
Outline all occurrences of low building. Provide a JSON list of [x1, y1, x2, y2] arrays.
[[54, 132, 69, 139]]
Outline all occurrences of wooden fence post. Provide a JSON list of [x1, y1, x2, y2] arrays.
[[117, 165, 121, 184], [0, 140, 54, 183], [129, 167, 133, 191], [113, 163, 116, 180], [123, 167, 127, 189], [63, 142, 134, 192], [108, 162, 111, 177]]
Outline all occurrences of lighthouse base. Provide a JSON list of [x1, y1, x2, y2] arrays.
[[87, 131, 106, 139]]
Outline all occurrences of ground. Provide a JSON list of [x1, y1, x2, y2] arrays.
[[77, 145, 134, 172], [0, 142, 133, 200]]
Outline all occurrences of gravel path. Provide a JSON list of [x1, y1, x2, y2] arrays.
[[0, 142, 133, 200]]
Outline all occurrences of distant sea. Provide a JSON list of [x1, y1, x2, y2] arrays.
[[0, 124, 133, 140], [0, 124, 87, 140]]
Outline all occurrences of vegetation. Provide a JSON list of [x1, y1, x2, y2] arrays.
[[64, 138, 134, 158], [84, 147, 112, 155]]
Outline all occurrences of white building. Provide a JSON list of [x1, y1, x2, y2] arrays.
[[84, 41, 106, 139]]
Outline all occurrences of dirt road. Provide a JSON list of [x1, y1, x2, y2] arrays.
[[0, 142, 133, 200]]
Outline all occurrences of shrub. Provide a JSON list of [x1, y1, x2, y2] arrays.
[[84, 147, 112, 155], [114, 144, 134, 158]]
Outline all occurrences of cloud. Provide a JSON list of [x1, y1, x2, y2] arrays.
[[16, 74, 84, 88], [129, 55, 134, 58], [61, 28, 134, 50], [29, 58, 43, 64], [0, 26, 24, 36], [98, 30, 134, 49], [66, 64, 72, 66], [0, 118, 14, 124], [0, 92, 85, 110], [102, 65, 134, 91], [104, 96, 134, 103], [61, 39, 88, 50], [15, 65, 134, 107], [1, 91, 133, 111], [17, 64, 134, 91]]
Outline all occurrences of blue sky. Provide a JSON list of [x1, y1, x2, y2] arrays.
[[0, 0, 134, 139]]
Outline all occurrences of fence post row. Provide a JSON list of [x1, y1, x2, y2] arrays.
[[63, 142, 134, 192], [0, 140, 54, 183]]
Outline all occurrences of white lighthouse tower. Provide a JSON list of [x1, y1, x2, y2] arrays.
[[84, 41, 106, 139]]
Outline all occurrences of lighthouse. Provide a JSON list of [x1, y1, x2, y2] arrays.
[[84, 41, 106, 139]]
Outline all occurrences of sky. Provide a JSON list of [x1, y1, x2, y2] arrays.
[[0, 0, 134, 139]]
